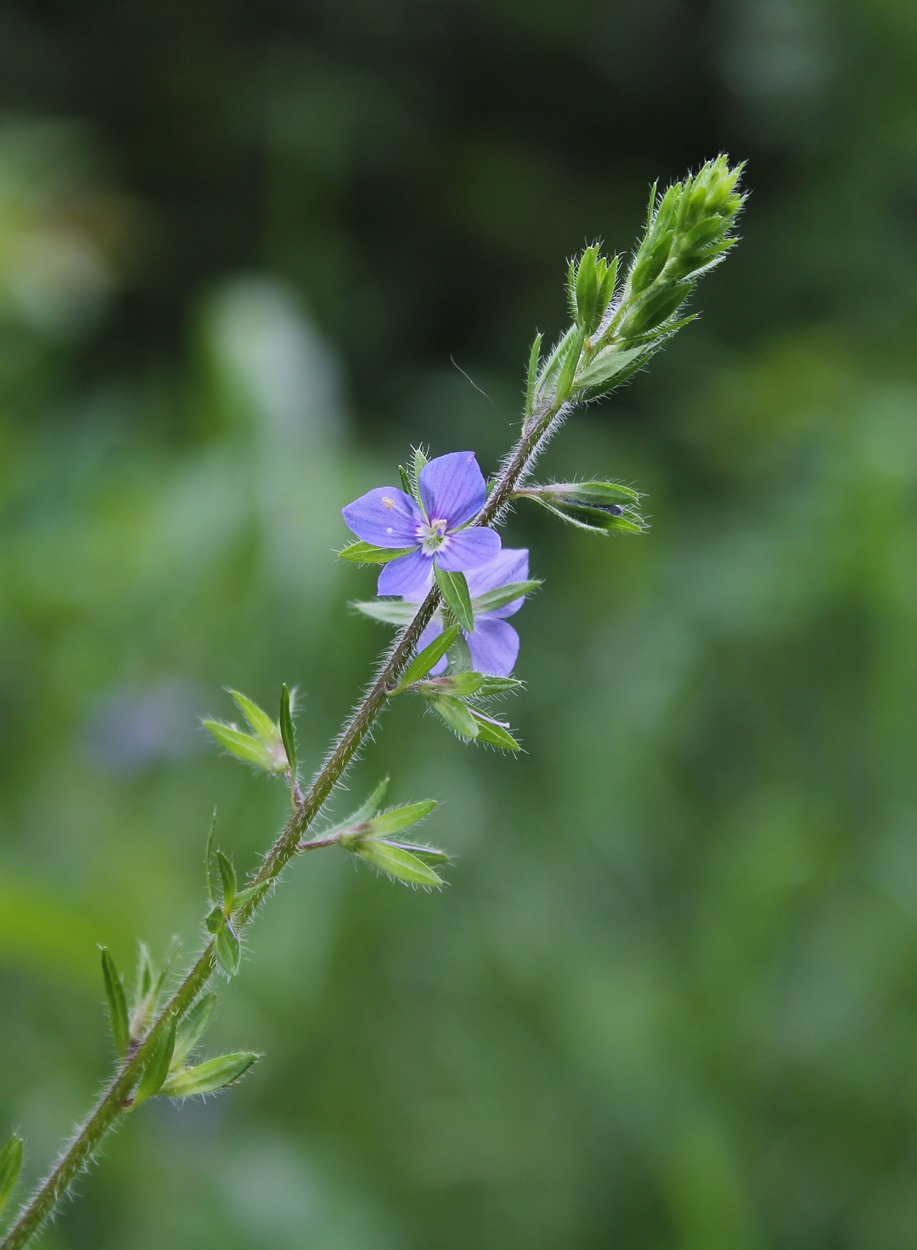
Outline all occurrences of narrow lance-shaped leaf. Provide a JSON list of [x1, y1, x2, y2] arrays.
[[203, 721, 273, 771], [0, 1134, 24, 1219], [217, 850, 237, 912], [365, 800, 437, 837], [470, 579, 541, 615], [468, 710, 522, 752], [394, 624, 461, 693], [100, 948, 130, 1058], [524, 331, 542, 419], [410, 445, 428, 499], [132, 1018, 177, 1107], [317, 777, 391, 841], [434, 566, 474, 633], [431, 695, 480, 740], [205, 808, 219, 903], [215, 922, 242, 978], [382, 841, 450, 865], [351, 599, 416, 626], [172, 993, 218, 1066], [279, 684, 296, 777], [555, 324, 586, 404], [226, 689, 274, 741], [417, 671, 485, 698], [151, 938, 182, 1003], [355, 841, 445, 889], [478, 675, 524, 696], [161, 1052, 260, 1099], [446, 630, 474, 674], [528, 497, 645, 535], [136, 943, 154, 1006], [338, 540, 414, 564]]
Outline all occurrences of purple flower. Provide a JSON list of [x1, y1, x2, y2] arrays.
[[413, 548, 530, 677], [342, 451, 501, 596]]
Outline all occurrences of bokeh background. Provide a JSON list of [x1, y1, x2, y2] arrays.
[[2, 2, 917, 1247]]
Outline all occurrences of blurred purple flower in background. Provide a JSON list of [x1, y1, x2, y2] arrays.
[[342, 451, 500, 595]]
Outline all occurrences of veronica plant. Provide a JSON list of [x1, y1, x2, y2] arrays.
[[0, 155, 746, 1249]]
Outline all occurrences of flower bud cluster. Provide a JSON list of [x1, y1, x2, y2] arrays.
[[617, 154, 746, 340]]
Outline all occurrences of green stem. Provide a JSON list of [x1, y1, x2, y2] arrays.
[[0, 389, 564, 1250]]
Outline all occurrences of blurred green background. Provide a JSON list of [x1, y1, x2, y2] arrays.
[[2, 2, 917, 1247]]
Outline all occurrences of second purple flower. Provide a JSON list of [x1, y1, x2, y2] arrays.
[[342, 451, 501, 596]]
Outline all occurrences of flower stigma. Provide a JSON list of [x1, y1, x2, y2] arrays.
[[417, 518, 449, 554]]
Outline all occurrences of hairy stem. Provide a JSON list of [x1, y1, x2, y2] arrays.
[[0, 394, 563, 1250]]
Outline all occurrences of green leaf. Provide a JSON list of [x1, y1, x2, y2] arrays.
[[133, 1018, 177, 1107], [471, 579, 541, 615], [226, 689, 274, 741], [351, 599, 417, 626], [478, 675, 524, 695], [426, 671, 485, 697], [339, 541, 414, 564], [203, 721, 272, 771], [446, 630, 474, 673], [279, 684, 296, 776], [434, 566, 474, 632], [469, 710, 521, 751], [232, 881, 270, 912], [100, 947, 130, 1058], [550, 481, 640, 505], [530, 497, 646, 535], [395, 624, 461, 692], [322, 777, 391, 838], [151, 937, 181, 1002], [214, 922, 242, 978], [216, 851, 237, 911], [536, 325, 577, 394], [431, 695, 479, 740], [161, 1052, 260, 1099], [356, 842, 445, 889], [205, 905, 224, 935], [172, 994, 217, 1066], [574, 245, 600, 329], [555, 324, 586, 403], [571, 342, 651, 394], [205, 809, 219, 904], [136, 943, 154, 1004], [367, 800, 437, 836], [411, 445, 428, 492], [620, 279, 692, 338], [524, 331, 542, 418], [382, 841, 450, 865], [597, 254, 619, 322], [0, 1134, 24, 1218]]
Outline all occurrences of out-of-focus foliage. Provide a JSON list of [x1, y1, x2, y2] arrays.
[[2, 2, 917, 1248]]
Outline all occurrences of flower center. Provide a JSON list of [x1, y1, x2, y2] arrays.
[[417, 518, 449, 554]]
